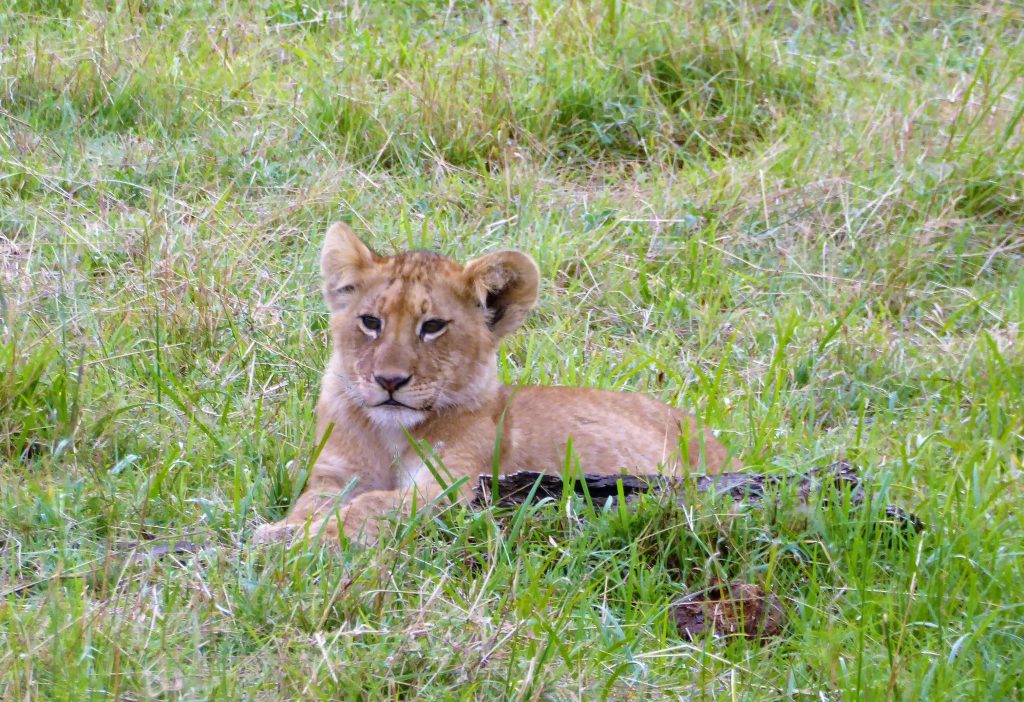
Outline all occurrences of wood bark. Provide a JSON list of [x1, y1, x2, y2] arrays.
[[472, 460, 923, 532]]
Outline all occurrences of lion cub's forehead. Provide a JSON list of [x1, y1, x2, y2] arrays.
[[366, 251, 468, 318]]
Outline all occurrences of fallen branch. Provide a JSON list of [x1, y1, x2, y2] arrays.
[[472, 460, 923, 532]]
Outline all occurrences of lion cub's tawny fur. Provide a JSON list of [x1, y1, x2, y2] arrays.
[[252, 223, 739, 544]]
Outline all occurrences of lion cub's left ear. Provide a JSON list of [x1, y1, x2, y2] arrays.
[[462, 250, 539, 338]]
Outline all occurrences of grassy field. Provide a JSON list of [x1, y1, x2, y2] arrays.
[[2, 0, 1023, 699]]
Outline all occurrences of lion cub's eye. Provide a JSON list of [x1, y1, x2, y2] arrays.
[[358, 315, 382, 335], [419, 319, 448, 339]]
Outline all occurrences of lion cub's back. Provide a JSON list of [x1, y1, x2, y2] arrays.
[[500, 386, 735, 476]]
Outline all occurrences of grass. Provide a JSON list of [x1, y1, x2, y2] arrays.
[[1, 0, 1023, 698]]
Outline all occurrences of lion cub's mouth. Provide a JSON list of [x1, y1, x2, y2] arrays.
[[377, 398, 418, 410]]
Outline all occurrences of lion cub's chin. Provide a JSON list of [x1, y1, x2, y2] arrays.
[[364, 405, 430, 431]]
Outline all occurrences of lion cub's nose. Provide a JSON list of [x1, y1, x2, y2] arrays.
[[374, 374, 412, 393]]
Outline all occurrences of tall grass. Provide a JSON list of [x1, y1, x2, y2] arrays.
[[1, 0, 1023, 699]]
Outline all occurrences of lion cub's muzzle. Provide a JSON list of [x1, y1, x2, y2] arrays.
[[366, 372, 430, 411]]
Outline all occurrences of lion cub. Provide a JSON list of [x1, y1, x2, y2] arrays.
[[252, 223, 739, 544]]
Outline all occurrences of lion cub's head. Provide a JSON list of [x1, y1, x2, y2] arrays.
[[320, 222, 539, 429]]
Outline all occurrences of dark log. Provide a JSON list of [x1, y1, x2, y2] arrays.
[[472, 460, 923, 532]]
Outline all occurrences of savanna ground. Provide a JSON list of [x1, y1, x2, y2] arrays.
[[2, 0, 1023, 699]]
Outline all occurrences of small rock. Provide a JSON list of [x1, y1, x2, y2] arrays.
[[672, 580, 785, 641]]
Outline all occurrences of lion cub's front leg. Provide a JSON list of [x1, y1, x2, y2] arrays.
[[252, 483, 446, 546]]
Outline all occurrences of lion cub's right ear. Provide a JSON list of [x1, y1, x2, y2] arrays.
[[321, 222, 378, 311]]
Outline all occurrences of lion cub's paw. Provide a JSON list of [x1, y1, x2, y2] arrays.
[[250, 518, 351, 548], [250, 522, 299, 546]]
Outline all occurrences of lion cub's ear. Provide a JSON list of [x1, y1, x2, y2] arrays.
[[462, 250, 540, 338], [321, 222, 378, 311]]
